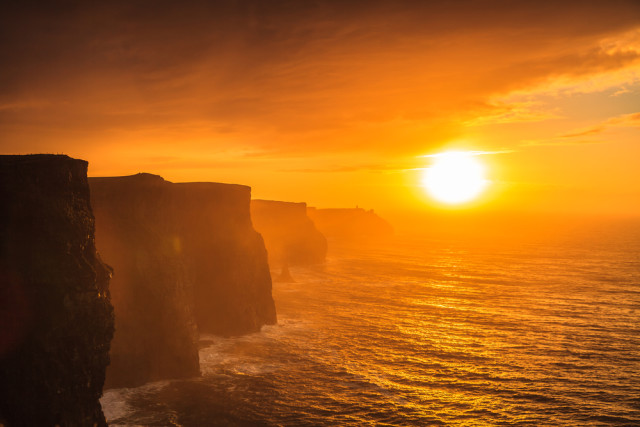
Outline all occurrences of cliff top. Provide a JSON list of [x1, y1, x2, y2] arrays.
[[252, 199, 308, 208], [89, 173, 165, 184], [0, 154, 87, 167], [89, 173, 250, 193], [307, 207, 375, 214], [173, 181, 250, 192]]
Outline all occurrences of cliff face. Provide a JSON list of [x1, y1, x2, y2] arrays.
[[90, 174, 276, 387], [251, 200, 327, 267], [173, 184, 276, 336], [0, 155, 114, 426], [307, 207, 394, 240], [90, 174, 200, 389]]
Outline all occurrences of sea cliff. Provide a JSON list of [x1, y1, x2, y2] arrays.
[[90, 174, 276, 388], [172, 183, 276, 336], [251, 200, 327, 267], [90, 174, 200, 389], [0, 155, 114, 426]]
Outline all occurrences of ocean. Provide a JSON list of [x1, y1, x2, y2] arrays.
[[101, 222, 640, 426]]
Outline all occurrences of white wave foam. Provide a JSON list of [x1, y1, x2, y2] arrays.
[[100, 380, 172, 425], [198, 317, 310, 377], [100, 389, 132, 424]]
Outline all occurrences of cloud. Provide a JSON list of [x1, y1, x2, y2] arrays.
[[612, 87, 632, 96], [463, 102, 561, 126], [494, 30, 640, 100], [561, 112, 640, 138], [282, 163, 395, 173], [420, 150, 515, 158], [520, 111, 640, 146], [560, 127, 607, 138], [1, 0, 640, 159]]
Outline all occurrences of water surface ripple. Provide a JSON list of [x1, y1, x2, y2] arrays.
[[103, 229, 640, 426]]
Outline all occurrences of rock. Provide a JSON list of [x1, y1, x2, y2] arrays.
[[172, 183, 276, 336], [90, 174, 277, 387], [0, 154, 114, 426], [275, 264, 295, 283], [90, 174, 200, 389], [251, 200, 327, 267]]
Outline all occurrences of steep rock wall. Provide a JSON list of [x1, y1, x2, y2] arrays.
[[172, 183, 276, 336], [251, 200, 327, 266], [90, 174, 200, 389], [0, 155, 114, 426], [90, 174, 276, 387]]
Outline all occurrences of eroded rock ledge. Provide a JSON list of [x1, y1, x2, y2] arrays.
[[0, 154, 114, 426]]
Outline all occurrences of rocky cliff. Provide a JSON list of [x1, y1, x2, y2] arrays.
[[0, 155, 114, 426], [90, 174, 276, 387], [251, 200, 327, 267], [307, 207, 393, 240], [90, 174, 200, 389], [172, 183, 276, 336]]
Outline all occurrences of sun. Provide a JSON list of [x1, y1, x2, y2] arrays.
[[422, 151, 489, 204]]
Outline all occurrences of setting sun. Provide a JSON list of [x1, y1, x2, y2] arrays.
[[422, 151, 489, 205]]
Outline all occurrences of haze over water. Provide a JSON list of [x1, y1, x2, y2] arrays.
[[102, 219, 640, 426]]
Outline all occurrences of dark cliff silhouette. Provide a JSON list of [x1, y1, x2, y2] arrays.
[[307, 207, 393, 240], [171, 183, 276, 336], [90, 174, 276, 388], [0, 155, 114, 426], [251, 200, 327, 267]]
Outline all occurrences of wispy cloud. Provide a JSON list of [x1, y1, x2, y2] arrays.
[[612, 87, 632, 96], [419, 150, 516, 158], [464, 102, 560, 127], [521, 111, 640, 146], [561, 112, 640, 138]]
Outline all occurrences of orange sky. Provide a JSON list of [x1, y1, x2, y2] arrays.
[[2, 1, 639, 221]]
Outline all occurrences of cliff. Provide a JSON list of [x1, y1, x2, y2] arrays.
[[307, 207, 394, 240], [0, 155, 114, 426], [90, 174, 276, 387], [90, 174, 200, 389], [251, 200, 327, 267], [172, 183, 276, 336]]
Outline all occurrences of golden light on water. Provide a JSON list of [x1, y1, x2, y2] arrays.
[[422, 151, 489, 205]]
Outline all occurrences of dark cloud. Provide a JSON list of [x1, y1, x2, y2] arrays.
[[1, 0, 640, 156]]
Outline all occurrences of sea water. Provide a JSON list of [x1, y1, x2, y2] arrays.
[[102, 222, 640, 426]]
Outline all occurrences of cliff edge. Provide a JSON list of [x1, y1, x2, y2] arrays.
[[0, 155, 114, 426]]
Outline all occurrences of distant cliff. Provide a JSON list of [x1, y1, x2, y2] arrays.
[[307, 207, 393, 240], [90, 174, 276, 387], [0, 155, 114, 426], [251, 200, 327, 267]]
